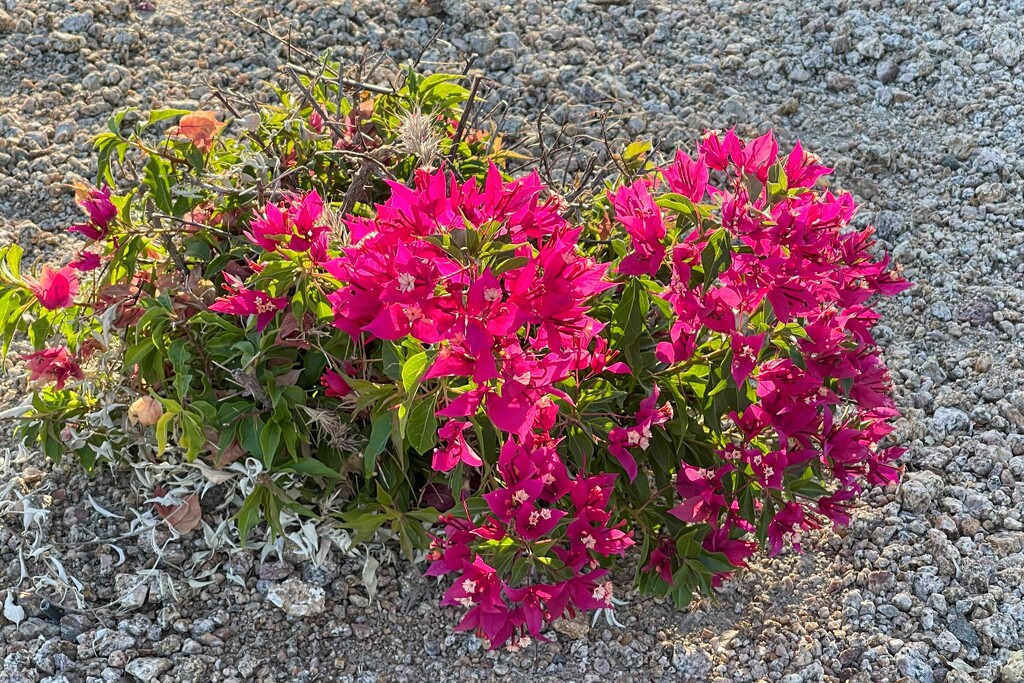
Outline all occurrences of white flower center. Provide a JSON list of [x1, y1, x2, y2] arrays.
[[508, 635, 532, 652], [592, 581, 613, 605], [404, 304, 423, 322], [255, 297, 277, 314], [397, 273, 416, 293], [483, 287, 502, 303]]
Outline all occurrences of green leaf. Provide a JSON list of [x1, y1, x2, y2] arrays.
[[3, 244, 23, 279], [675, 526, 703, 559], [622, 139, 652, 166], [491, 255, 529, 276], [401, 351, 429, 393], [234, 486, 266, 546], [179, 410, 206, 460], [155, 412, 174, 456], [145, 108, 193, 127], [144, 155, 175, 214], [611, 278, 649, 349], [655, 192, 700, 224], [382, 342, 404, 382], [105, 108, 132, 135], [698, 551, 738, 575], [406, 393, 438, 455], [700, 228, 733, 291], [338, 510, 388, 545], [259, 420, 282, 467], [282, 458, 340, 479], [364, 413, 391, 478]]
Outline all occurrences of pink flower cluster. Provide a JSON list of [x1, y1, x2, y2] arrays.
[[321, 165, 644, 646], [610, 130, 910, 571], [427, 434, 632, 647], [207, 190, 329, 330], [20, 347, 84, 389], [244, 190, 330, 263], [324, 164, 617, 438], [12, 186, 116, 392]]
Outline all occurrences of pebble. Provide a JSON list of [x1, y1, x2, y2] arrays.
[[265, 578, 325, 617], [124, 657, 173, 682], [1003, 651, 1024, 683]]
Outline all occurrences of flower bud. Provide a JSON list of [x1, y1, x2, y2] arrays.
[[193, 278, 217, 305], [128, 396, 163, 426]]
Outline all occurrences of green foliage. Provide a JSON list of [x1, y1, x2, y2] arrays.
[[0, 63, 506, 547]]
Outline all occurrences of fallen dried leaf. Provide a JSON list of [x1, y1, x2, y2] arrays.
[[153, 487, 203, 534], [214, 441, 245, 468]]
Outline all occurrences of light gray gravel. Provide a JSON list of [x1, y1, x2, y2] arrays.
[[2, 0, 1024, 682]]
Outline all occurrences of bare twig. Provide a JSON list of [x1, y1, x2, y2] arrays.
[[229, 8, 395, 94], [285, 62, 394, 96], [410, 23, 446, 74], [340, 161, 376, 218], [148, 201, 189, 276], [447, 75, 481, 167]]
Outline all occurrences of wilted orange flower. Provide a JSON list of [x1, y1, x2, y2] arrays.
[[168, 111, 225, 152]]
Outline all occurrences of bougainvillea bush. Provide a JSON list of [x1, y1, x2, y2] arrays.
[[0, 64, 909, 649]]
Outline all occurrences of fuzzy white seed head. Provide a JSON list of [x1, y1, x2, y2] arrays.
[[396, 107, 443, 169]]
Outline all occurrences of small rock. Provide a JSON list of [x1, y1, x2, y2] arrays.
[[946, 618, 978, 651], [95, 630, 136, 657], [266, 578, 325, 617], [788, 66, 812, 82], [977, 613, 1019, 648], [1002, 651, 1024, 683], [931, 407, 970, 436], [671, 644, 712, 680], [992, 39, 1021, 68], [876, 60, 899, 84], [933, 630, 961, 654], [721, 96, 750, 120], [489, 49, 516, 71], [900, 471, 945, 513], [553, 616, 590, 640], [107, 650, 130, 668], [125, 657, 173, 682], [974, 182, 1005, 204], [892, 593, 914, 612], [171, 658, 207, 683], [895, 647, 934, 683], [49, 32, 86, 54], [989, 531, 1024, 557], [855, 32, 884, 59], [60, 11, 93, 33], [931, 301, 952, 321], [257, 562, 293, 581], [60, 614, 90, 642], [53, 121, 78, 144], [114, 574, 149, 609]]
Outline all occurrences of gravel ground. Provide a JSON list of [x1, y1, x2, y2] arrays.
[[2, 0, 1024, 682]]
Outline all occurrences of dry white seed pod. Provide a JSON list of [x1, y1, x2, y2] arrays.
[[128, 396, 163, 426]]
